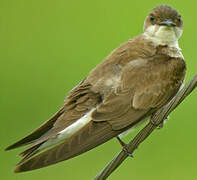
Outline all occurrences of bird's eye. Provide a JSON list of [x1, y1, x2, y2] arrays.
[[150, 15, 155, 21], [177, 16, 181, 22]]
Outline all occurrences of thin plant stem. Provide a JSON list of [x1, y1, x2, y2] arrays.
[[94, 74, 197, 180]]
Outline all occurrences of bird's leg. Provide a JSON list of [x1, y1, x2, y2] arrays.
[[157, 120, 164, 129], [157, 116, 169, 129], [150, 112, 168, 129], [116, 136, 133, 157]]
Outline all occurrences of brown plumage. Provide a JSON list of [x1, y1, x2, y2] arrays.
[[5, 5, 186, 173]]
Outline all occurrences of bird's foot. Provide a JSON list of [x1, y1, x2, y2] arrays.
[[150, 113, 169, 129], [116, 136, 134, 157], [157, 121, 164, 129], [157, 116, 169, 129], [150, 118, 164, 129]]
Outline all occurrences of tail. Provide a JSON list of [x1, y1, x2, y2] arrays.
[[5, 108, 64, 151], [14, 121, 121, 173]]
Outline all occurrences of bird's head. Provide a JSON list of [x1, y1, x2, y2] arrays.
[[143, 5, 183, 47]]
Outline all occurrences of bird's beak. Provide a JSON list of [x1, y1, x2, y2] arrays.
[[157, 20, 176, 27]]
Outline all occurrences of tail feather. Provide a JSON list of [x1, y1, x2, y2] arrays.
[[19, 144, 41, 158], [14, 121, 121, 173], [19, 141, 46, 158], [5, 108, 64, 151]]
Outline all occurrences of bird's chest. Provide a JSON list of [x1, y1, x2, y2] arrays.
[[156, 46, 184, 59]]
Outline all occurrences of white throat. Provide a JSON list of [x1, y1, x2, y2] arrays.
[[144, 25, 182, 49]]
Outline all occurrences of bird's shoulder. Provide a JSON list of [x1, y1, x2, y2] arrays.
[[85, 35, 155, 95]]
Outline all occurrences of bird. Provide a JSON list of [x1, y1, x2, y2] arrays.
[[5, 5, 186, 173]]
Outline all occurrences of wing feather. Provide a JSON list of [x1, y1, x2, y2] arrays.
[[14, 121, 120, 173], [93, 56, 185, 130], [5, 80, 102, 151]]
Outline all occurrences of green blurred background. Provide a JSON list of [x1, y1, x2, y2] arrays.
[[1, 0, 197, 179]]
